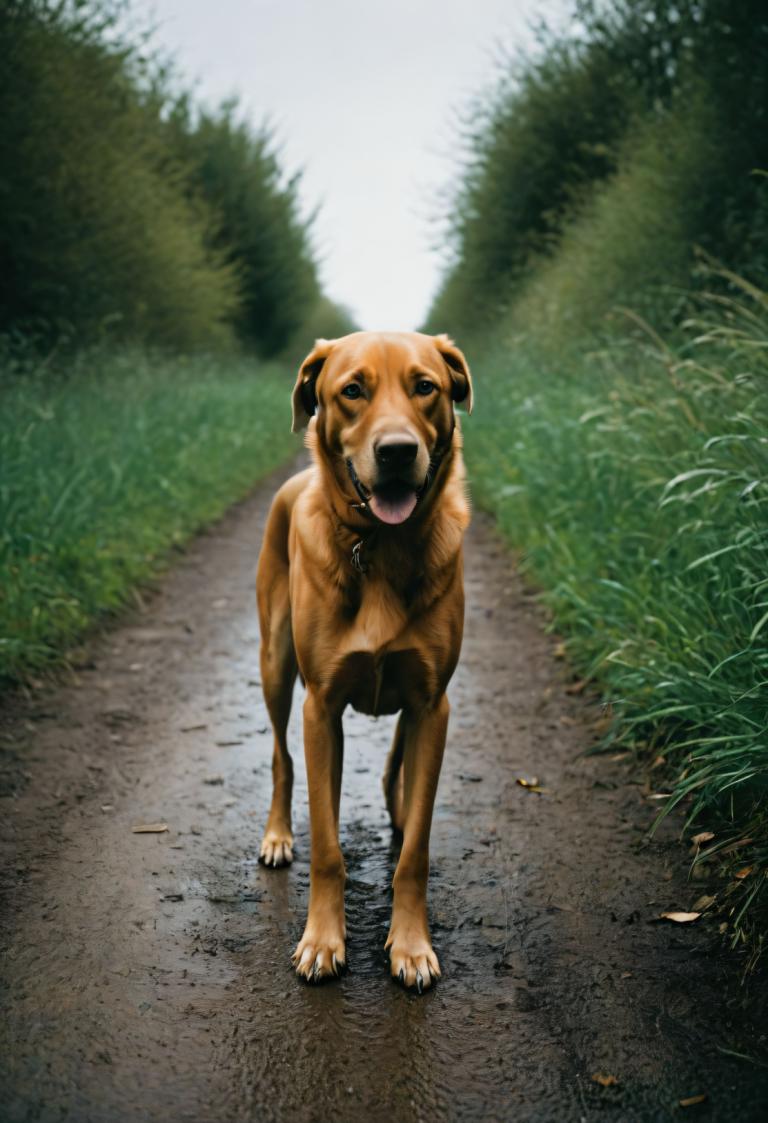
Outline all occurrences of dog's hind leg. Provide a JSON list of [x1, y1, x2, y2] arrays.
[[382, 713, 406, 834], [258, 602, 297, 867], [257, 494, 298, 868]]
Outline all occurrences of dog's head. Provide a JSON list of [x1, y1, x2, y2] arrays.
[[292, 331, 472, 525]]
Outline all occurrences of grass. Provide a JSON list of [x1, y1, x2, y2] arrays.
[[0, 346, 295, 684], [463, 279, 768, 962]]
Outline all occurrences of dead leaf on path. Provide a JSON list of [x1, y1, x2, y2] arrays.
[[691, 831, 714, 846], [651, 755, 666, 769], [516, 776, 549, 794], [591, 1073, 619, 1087], [656, 911, 701, 924], [180, 723, 208, 733], [679, 1094, 707, 1108], [553, 642, 567, 659], [565, 678, 589, 695], [691, 895, 716, 912], [647, 792, 673, 801], [215, 740, 243, 747], [100, 804, 113, 813], [735, 866, 754, 879], [620, 971, 633, 979], [720, 837, 754, 855], [610, 752, 630, 762], [203, 775, 225, 786], [559, 715, 578, 726], [132, 823, 168, 834]]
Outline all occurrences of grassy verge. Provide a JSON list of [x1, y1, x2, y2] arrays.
[[464, 283, 768, 964], [0, 347, 295, 684]]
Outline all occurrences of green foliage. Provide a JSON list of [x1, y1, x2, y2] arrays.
[[428, 0, 768, 945], [0, 0, 239, 350], [0, 0, 345, 355], [166, 99, 322, 356], [0, 347, 294, 682], [428, 0, 768, 338], [464, 281, 768, 956]]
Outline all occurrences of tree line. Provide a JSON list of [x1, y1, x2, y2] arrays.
[[0, 0, 351, 359]]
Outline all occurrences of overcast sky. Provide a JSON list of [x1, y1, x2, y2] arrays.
[[137, 0, 564, 330]]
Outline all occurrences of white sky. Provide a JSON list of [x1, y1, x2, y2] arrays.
[[137, 0, 564, 330]]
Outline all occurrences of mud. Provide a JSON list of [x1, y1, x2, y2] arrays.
[[1, 458, 767, 1123]]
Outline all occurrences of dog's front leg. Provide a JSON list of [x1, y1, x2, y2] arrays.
[[386, 694, 449, 991], [292, 689, 346, 981]]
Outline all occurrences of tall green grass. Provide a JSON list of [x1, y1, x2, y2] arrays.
[[465, 280, 768, 955], [0, 348, 295, 683]]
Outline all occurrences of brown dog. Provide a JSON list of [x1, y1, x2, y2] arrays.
[[256, 330, 473, 991]]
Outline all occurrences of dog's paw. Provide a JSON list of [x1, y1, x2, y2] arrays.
[[387, 934, 440, 993], [292, 929, 346, 983], [259, 828, 294, 868]]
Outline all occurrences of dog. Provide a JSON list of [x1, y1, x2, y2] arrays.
[[256, 330, 473, 991]]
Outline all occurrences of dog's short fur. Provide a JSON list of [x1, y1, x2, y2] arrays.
[[256, 330, 472, 990]]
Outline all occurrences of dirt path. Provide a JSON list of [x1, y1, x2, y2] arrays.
[[2, 458, 767, 1123]]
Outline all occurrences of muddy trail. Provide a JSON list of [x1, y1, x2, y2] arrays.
[[2, 458, 767, 1123]]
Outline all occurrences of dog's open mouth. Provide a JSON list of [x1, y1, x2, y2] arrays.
[[369, 480, 419, 525]]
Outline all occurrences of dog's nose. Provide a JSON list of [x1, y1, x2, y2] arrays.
[[375, 435, 419, 470]]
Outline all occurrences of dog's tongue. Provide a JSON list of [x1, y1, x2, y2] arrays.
[[369, 488, 418, 525]]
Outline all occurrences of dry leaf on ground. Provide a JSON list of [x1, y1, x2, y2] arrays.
[[679, 1093, 707, 1108], [565, 678, 589, 695], [656, 911, 701, 924], [132, 823, 168, 834], [734, 866, 754, 879], [691, 831, 714, 846], [591, 1073, 619, 1087], [516, 776, 549, 794], [691, 895, 716, 912]]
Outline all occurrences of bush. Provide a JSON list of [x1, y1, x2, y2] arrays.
[[464, 278, 768, 954], [0, 346, 294, 682]]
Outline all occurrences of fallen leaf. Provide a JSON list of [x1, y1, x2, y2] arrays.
[[565, 678, 589, 695], [691, 831, 714, 846], [720, 837, 754, 855], [132, 823, 169, 834], [203, 775, 225, 786], [647, 793, 672, 800], [553, 642, 567, 659], [100, 804, 113, 813], [559, 715, 578, 726], [679, 1094, 707, 1108], [691, 895, 716, 912], [651, 755, 666, 769], [657, 911, 700, 924], [734, 866, 753, 879], [180, 723, 208, 733], [516, 776, 549, 794], [591, 1073, 619, 1087], [620, 971, 633, 979], [215, 740, 243, 747]]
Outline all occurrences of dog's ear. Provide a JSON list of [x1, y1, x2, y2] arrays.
[[433, 333, 473, 414], [291, 339, 335, 432]]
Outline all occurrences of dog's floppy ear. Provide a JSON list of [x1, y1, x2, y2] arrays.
[[434, 333, 473, 414], [291, 338, 335, 432]]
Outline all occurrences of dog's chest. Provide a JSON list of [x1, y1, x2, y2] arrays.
[[339, 648, 427, 716]]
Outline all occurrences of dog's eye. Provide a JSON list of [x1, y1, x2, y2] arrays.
[[341, 383, 362, 400], [415, 379, 436, 396]]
